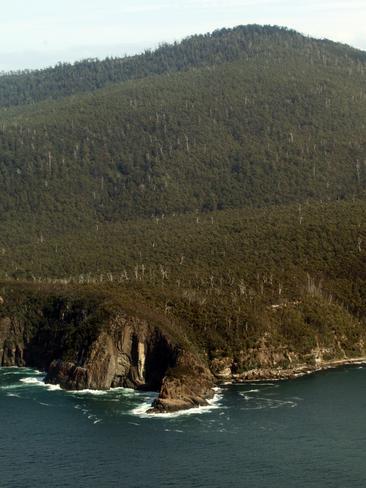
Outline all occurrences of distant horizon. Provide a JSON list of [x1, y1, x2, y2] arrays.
[[1, 23, 365, 75], [1, 0, 366, 72]]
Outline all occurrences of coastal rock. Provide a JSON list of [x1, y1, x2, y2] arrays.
[[45, 316, 178, 391], [149, 351, 215, 413], [47, 360, 88, 389]]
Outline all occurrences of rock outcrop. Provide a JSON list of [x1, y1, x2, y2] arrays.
[[45, 315, 179, 391], [0, 288, 214, 412], [149, 351, 215, 412]]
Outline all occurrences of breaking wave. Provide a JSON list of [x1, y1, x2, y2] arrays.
[[19, 377, 61, 391]]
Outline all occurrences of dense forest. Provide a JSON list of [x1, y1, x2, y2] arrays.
[[1, 51, 366, 222], [1, 25, 366, 361]]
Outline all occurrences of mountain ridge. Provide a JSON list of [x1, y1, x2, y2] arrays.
[[1, 24, 365, 108]]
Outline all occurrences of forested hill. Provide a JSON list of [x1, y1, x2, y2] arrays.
[[1, 25, 366, 358], [1, 25, 366, 226], [1, 24, 365, 108]]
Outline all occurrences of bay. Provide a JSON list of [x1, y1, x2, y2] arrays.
[[1, 366, 365, 488]]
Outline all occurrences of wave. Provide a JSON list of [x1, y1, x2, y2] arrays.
[[68, 386, 153, 397], [6, 374, 155, 398], [109, 387, 146, 398], [3, 369, 42, 376], [74, 403, 103, 424], [19, 377, 61, 391], [239, 391, 298, 410], [1, 366, 42, 372], [110, 387, 136, 393], [68, 389, 108, 396]]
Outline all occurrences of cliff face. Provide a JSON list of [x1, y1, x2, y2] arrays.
[[46, 315, 179, 391], [0, 316, 28, 367], [0, 288, 215, 411]]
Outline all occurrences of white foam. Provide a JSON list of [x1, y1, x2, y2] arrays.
[[111, 387, 136, 393], [109, 387, 142, 398], [131, 401, 155, 417], [69, 386, 145, 397], [20, 377, 45, 386], [85, 413, 102, 424], [46, 384, 62, 391], [68, 389, 108, 396], [19, 377, 61, 391]]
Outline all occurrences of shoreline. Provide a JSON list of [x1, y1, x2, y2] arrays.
[[2, 357, 366, 415], [228, 356, 366, 384]]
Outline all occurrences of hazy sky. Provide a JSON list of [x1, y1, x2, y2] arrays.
[[1, 0, 366, 72]]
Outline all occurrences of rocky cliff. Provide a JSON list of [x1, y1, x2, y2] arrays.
[[209, 332, 366, 382], [0, 285, 215, 412], [1, 283, 365, 413]]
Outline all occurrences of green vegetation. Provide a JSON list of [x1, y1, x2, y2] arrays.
[[0, 25, 365, 363], [1, 26, 366, 224]]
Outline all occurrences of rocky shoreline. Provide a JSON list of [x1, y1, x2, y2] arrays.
[[227, 357, 366, 384], [1, 284, 366, 414]]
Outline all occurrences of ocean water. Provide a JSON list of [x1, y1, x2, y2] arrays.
[[1, 366, 366, 488]]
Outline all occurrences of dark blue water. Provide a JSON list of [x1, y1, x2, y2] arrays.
[[1, 366, 366, 488]]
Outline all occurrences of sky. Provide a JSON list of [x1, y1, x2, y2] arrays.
[[1, 0, 366, 72]]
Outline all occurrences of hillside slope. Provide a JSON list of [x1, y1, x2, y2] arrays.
[[1, 26, 366, 226]]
